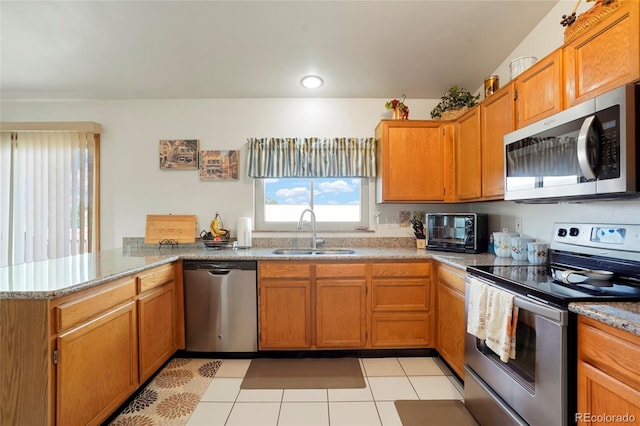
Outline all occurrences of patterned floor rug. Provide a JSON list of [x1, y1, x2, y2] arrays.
[[107, 358, 222, 426]]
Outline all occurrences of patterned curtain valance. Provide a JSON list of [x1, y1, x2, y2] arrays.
[[246, 137, 376, 178]]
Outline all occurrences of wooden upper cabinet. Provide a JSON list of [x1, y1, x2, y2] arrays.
[[515, 48, 563, 128], [442, 123, 457, 202], [564, 0, 640, 107], [481, 83, 515, 200], [376, 120, 444, 202], [455, 106, 482, 201]]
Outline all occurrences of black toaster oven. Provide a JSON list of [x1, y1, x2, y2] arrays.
[[425, 213, 488, 253]]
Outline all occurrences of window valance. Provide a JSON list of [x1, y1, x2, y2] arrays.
[[247, 137, 376, 178]]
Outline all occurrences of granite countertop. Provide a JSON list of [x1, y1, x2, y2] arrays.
[[569, 302, 640, 337], [3, 245, 639, 337], [0, 244, 496, 299]]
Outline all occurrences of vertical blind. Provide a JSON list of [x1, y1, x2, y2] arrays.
[[246, 137, 376, 178], [0, 123, 100, 266]]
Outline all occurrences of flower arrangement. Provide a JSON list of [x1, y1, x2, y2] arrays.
[[385, 94, 409, 119], [429, 86, 479, 120]]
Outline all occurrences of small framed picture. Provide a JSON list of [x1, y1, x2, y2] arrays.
[[200, 150, 240, 180], [159, 139, 199, 170]]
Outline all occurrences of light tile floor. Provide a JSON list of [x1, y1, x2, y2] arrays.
[[186, 357, 463, 426]]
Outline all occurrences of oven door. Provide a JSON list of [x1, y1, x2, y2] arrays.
[[464, 275, 569, 426]]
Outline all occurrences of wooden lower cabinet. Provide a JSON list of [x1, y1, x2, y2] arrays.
[[316, 263, 367, 348], [577, 315, 640, 425], [370, 262, 433, 348], [259, 280, 313, 349], [138, 282, 176, 382], [56, 301, 138, 426], [435, 263, 466, 378], [0, 261, 183, 425], [258, 262, 313, 349]]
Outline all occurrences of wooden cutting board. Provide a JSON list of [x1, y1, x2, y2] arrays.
[[145, 214, 197, 244]]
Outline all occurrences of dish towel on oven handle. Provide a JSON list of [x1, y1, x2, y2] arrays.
[[466, 277, 488, 339], [485, 286, 519, 363]]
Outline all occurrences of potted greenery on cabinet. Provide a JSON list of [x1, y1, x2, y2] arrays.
[[430, 86, 480, 120]]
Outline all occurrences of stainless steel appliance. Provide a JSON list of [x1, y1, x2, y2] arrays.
[[465, 222, 640, 426], [183, 260, 258, 352], [426, 213, 488, 253], [504, 84, 639, 202]]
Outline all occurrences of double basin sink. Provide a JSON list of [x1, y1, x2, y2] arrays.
[[272, 248, 355, 255]]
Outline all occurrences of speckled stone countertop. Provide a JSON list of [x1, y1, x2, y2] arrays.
[[0, 239, 499, 299], [3, 241, 639, 336], [569, 302, 640, 337]]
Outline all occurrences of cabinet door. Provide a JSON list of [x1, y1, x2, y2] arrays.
[[316, 279, 367, 348], [564, 1, 639, 107], [515, 49, 563, 128], [577, 361, 640, 425], [376, 120, 444, 202], [138, 282, 176, 382], [56, 301, 138, 426], [456, 106, 482, 201], [259, 280, 312, 349], [435, 264, 466, 378], [481, 83, 514, 200]]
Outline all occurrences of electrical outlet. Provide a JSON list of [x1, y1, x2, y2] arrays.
[[515, 217, 522, 233]]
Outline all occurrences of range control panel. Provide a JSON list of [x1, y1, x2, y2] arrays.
[[551, 222, 640, 261]]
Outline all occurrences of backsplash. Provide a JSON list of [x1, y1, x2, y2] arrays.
[[122, 236, 417, 250]]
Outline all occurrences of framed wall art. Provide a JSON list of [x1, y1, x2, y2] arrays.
[[159, 139, 199, 169], [199, 150, 240, 180]]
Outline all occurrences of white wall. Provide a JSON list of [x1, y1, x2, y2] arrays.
[[1, 98, 454, 249], [2, 0, 638, 249]]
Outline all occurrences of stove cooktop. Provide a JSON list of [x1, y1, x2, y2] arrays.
[[467, 264, 640, 308]]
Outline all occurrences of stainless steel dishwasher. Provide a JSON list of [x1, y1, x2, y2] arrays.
[[183, 260, 257, 352]]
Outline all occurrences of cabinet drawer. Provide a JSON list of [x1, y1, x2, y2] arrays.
[[372, 262, 430, 278], [138, 263, 175, 293], [259, 262, 312, 279], [316, 263, 367, 279], [437, 264, 465, 294], [372, 278, 430, 312], [370, 313, 431, 348], [578, 316, 640, 392], [54, 277, 136, 333]]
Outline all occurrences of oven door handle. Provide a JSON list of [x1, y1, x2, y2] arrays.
[[514, 295, 568, 325]]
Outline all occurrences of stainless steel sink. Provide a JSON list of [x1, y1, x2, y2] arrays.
[[272, 248, 355, 255]]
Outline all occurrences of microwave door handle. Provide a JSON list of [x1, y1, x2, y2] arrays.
[[577, 115, 597, 180]]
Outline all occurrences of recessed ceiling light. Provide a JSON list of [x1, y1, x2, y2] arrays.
[[301, 75, 323, 89]]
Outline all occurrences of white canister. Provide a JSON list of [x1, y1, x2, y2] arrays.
[[493, 229, 519, 258], [511, 236, 535, 261], [236, 217, 252, 248], [527, 241, 549, 265]]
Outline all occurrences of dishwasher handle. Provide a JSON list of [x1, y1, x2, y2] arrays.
[[208, 269, 231, 276]]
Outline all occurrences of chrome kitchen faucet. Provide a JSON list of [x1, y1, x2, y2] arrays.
[[297, 208, 324, 249]]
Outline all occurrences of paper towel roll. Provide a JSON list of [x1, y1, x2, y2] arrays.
[[236, 217, 252, 248]]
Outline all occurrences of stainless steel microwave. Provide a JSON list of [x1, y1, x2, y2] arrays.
[[425, 213, 488, 253], [503, 84, 639, 202]]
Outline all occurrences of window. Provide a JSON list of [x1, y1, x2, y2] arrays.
[[0, 123, 101, 266], [255, 177, 369, 231]]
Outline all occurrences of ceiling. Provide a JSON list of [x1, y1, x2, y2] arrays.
[[0, 0, 559, 100]]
